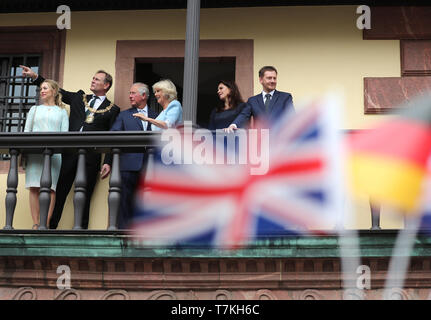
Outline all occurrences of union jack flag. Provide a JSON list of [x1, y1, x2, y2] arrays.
[[132, 95, 345, 248]]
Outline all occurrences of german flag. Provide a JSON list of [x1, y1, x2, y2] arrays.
[[348, 95, 431, 213]]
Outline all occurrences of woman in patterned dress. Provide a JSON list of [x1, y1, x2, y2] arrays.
[[24, 80, 69, 230]]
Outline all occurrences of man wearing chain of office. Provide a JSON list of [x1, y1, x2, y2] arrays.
[[21, 65, 120, 229]]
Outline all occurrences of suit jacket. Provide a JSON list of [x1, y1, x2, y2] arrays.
[[33, 76, 120, 132], [233, 90, 294, 128], [108, 107, 158, 172]]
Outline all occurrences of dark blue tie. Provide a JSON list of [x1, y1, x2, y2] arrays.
[[264, 94, 271, 113]]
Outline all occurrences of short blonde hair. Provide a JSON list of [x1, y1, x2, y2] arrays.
[[152, 79, 177, 102]]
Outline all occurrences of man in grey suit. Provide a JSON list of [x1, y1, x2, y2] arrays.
[[226, 66, 294, 131]]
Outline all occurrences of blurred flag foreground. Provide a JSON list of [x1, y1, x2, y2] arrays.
[[418, 160, 431, 231], [347, 95, 431, 299], [348, 95, 431, 214], [132, 95, 345, 248]]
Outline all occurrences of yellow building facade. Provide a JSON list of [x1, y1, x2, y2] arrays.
[[0, 6, 406, 230]]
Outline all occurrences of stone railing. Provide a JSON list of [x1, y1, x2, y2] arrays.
[[0, 131, 158, 230]]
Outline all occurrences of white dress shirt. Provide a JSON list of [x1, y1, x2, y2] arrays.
[[262, 90, 275, 104]]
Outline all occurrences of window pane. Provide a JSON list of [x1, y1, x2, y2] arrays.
[[0, 57, 9, 76], [0, 54, 41, 136]]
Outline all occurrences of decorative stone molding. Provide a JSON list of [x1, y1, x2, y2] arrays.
[[300, 290, 323, 300], [101, 290, 130, 300], [384, 288, 411, 300], [148, 290, 177, 300], [254, 289, 277, 300], [12, 287, 37, 300], [54, 289, 81, 300], [213, 290, 233, 301], [343, 289, 366, 300], [185, 290, 199, 300]]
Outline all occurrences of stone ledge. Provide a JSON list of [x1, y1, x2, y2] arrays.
[[1, 230, 431, 258]]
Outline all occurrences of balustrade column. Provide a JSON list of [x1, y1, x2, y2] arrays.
[[144, 148, 156, 186], [108, 148, 121, 230], [4, 149, 19, 230], [73, 149, 87, 230], [38, 149, 53, 230]]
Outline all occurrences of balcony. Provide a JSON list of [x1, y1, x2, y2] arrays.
[[0, 131, 429, 300], [0, 130, 387, 232]]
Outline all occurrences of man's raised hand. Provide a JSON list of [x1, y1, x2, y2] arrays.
[[19, 65, 38, 80]]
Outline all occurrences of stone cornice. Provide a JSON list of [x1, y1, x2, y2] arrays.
[[1, 231, 431, 258]]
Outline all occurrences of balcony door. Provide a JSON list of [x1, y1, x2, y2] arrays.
[[115, 39, 254, 127], [135, 57, 235, 128]]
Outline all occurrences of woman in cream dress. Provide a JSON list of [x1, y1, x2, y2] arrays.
[[24, 79, 69, 229]]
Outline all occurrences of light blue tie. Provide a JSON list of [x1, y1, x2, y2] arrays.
[[139, 109, 147, 130]]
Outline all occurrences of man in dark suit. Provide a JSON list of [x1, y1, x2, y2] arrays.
[[226, 66, 294, 131], [21, 65, 120, 229], [100, 83, 157, 229]]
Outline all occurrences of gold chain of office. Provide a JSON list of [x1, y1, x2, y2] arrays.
[[82, 94, 114, 123]]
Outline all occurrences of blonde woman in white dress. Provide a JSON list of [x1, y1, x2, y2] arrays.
[[24, 80, 69, 230]]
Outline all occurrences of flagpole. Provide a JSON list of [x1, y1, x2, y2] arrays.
[[322, 92, 363, 299], [383, 153, 431, 299], [383, 215, 420, 299], [337, 199, 363, 299], [339, 230, 362, 298]]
